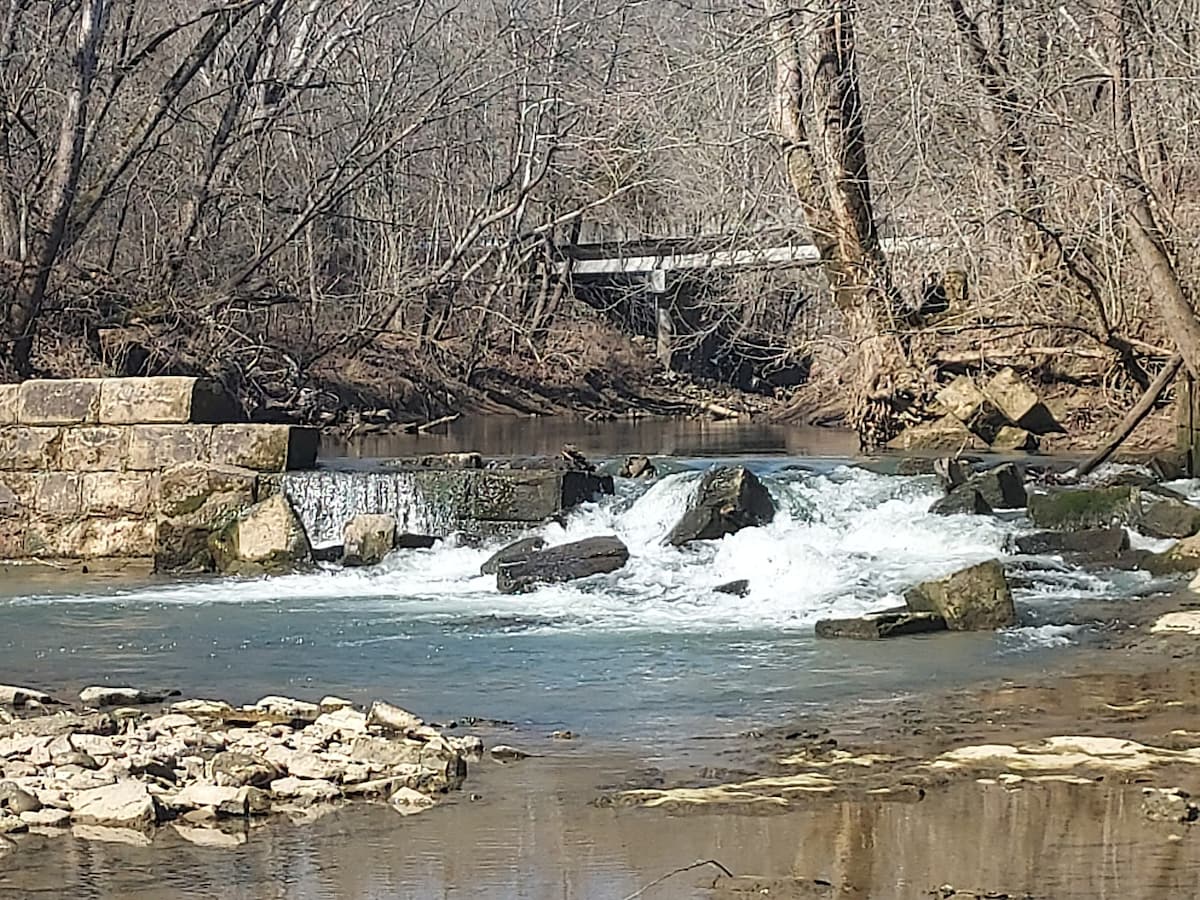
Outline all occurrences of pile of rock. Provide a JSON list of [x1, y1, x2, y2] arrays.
[[889, 367, 1062, 452], [0, 687, 482, 850]]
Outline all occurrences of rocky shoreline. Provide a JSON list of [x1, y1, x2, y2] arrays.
[[0, 688, 501, 854]]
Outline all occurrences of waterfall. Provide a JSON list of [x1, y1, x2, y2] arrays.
[[279, 470, 454, 549]]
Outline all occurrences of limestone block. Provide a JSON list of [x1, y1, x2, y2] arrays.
[[984, 368, 1062, 434], [155, 464, 258, 572], [0, 384, 17, 424], [886, 416, 988, 452], [905, 560, 1016, 631], [0, 473, 36, 516], [16, 379, 101, 425], [210, 493, 311, 575], [209, 424, 319, 472], [98, 377, 237, 425], [82, 472, 155, 516], [126, 425, 213, 471], [59, 426, 129, 471], [157, 463, 257, 517], [25, 517, 156, 559], [34, 473, 82, 518], [0, 520, 22, 558], [0, 427, 62, 470]]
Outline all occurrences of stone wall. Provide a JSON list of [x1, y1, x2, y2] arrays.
[[0, 377, 317, 575]]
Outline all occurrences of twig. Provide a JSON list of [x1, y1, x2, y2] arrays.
[[1076, 354, 1182, 479], [619, 859, 735, 900]]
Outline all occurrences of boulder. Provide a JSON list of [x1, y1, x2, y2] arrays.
[[209, 752, 282, 788], [1143, 534, 1200, 575], [1137, 494, 1200, 540], [389, 786, 437, 815], [887, 416, 988, 452], [269, 776, 340, 806], [667, 467, 776, 546], [815, 610, 948, 640], [930, 488, 992, 517], [1014, 527, 1130, 559], [0, 813, 26, 834], [395, 534, 438, 549], [490, 745, 532, 762], [0, 684, 56, 707], [70, 781, 159, 830], [155, 463, 259, 573], [990, 426, 1039, 452], [210, 493, 311, 575], [480, 536, 547, 575], [904, 560, 1016, 631], [21, 807, 69, 828], [618, 456, 657, 479], [966, 464, 1027, 509], [0, 783, 40, 814], [983, 367, 1063, 434], [366, 701, 424, 735], [341, 514, 397, 567], [1028, 486, 1140, 531], [936, 376, 1005, 441], [79, 686, 173, 707], [252, 695, 321, 722], [496, 536, 630, 594]]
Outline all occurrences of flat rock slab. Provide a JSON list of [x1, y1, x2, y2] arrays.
[[1014, 527, 1130, 559], [496, 536, 629, 594], [815, 611, 947, 640]]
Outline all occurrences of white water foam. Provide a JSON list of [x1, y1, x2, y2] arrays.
[[10, 465, 1104, 639]]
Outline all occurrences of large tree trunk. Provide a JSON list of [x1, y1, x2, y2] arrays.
[[1108, 0, 1200, 380], [766, 0, 910, 447]]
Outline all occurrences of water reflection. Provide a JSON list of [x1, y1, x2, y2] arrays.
[[322, 417, 860, 461], [3, 756, 1195, 899]]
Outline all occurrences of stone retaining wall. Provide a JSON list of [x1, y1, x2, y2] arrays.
[[0, 378, 317, 574]]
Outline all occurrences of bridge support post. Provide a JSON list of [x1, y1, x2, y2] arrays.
[[648, 269, 672, 368]]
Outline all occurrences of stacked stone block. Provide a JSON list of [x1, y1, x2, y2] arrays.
[[0, 377, 318, 573]]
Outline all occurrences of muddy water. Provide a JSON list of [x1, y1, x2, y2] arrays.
[[3, 754, 1195, 899]]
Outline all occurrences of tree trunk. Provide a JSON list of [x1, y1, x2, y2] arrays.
[[2, 0, 108, 376], [1108, 0, 1200, 380], [765, 0, 910, 447]]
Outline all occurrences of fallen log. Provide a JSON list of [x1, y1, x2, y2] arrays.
[[1076, 354, 1182, 479]]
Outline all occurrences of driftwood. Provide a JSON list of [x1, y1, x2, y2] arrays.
[[1076, 355, 1182, 479]]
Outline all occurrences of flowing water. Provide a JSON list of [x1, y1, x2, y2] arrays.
[[0, 422, 1182, 897]]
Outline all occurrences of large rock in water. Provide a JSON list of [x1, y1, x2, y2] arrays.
[[930, 463, 1026, 516], [480, 536, 546, 575], [341, 514, 397, 567], [1014, 527, 1130, 560], [904, 560, 1016, 631], [815, 610, 947, 640], [496, 536, 629, 594], [210, 493, 311, 575], [70, 782, 160, 830], [1028, 486, 1140, 531], [667, 467, 775, 546]]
